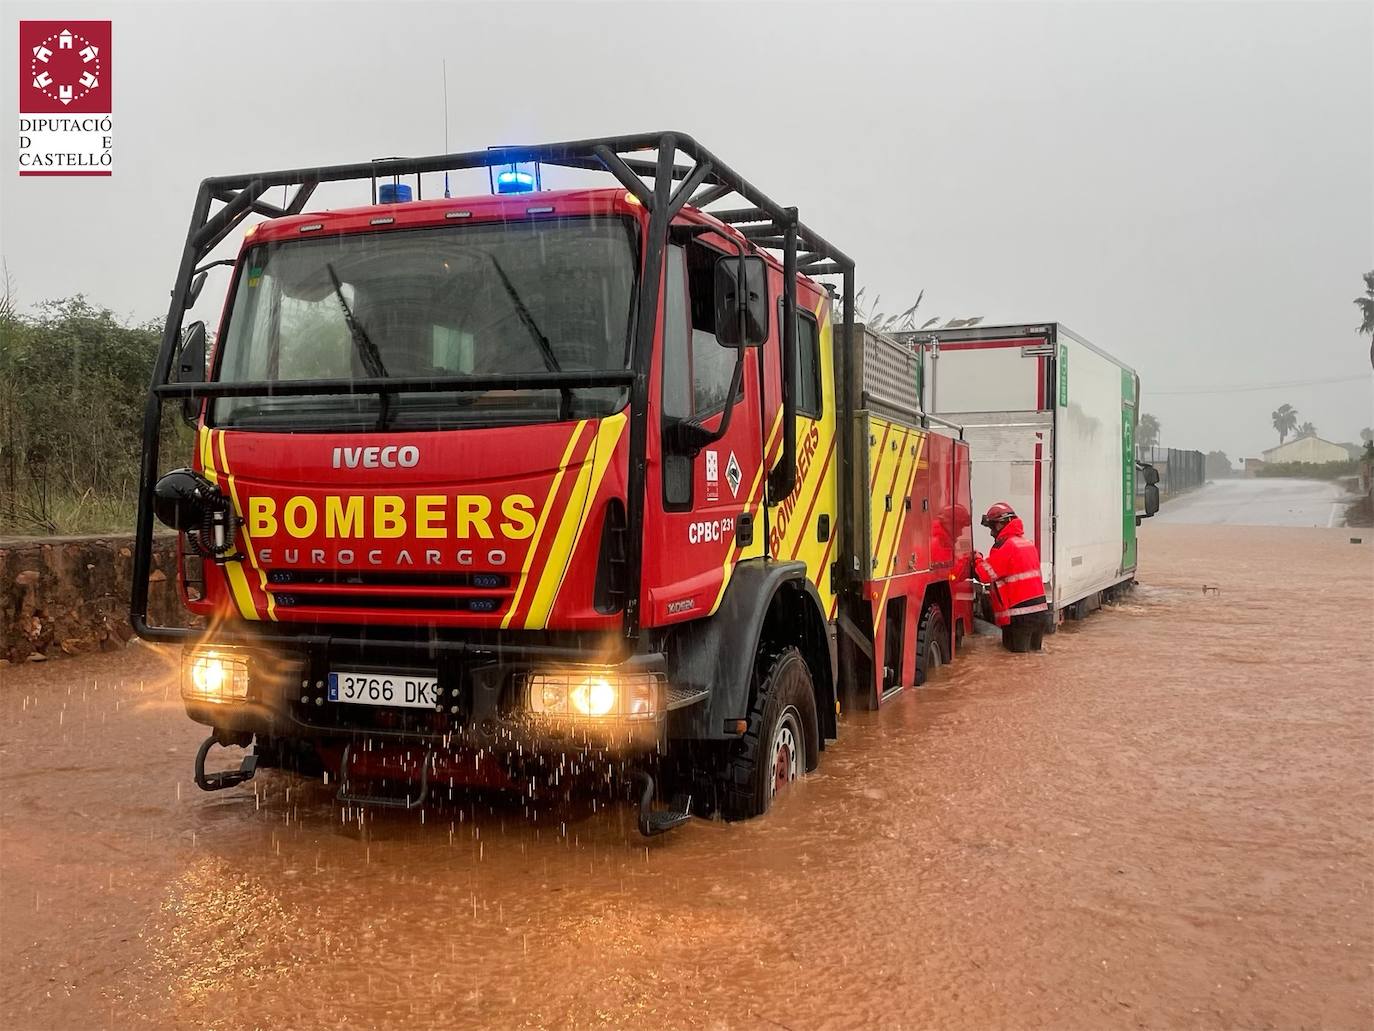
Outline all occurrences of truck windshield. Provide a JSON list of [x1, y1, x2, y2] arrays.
[[211, 216, 638, 431]]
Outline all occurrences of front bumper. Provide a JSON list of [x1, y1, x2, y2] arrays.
[[178, 640, 669, 756]]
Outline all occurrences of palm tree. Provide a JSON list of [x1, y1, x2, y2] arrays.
[[1298, 420, 1316, 438], [1357, 271, 1374, 370], [1138, 412, 1161, 448], [1271, 403, 1298, 445]]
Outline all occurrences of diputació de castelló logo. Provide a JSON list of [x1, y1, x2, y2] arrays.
[[17, 20, 113, 176]]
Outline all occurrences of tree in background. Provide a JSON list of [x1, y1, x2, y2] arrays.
[[1298, 420, 1317, 438], [1356, 270, 1374, 370], [1271, 403, 1298, 445], [0, 293, 185, 534], [847, 289, 984, 334], [1138, 412, 1160, 448], [1205, 450, 1233, 478]]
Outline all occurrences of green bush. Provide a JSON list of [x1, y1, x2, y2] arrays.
[[0, 297, 186, 535], [1254, 459, 1359, 480]]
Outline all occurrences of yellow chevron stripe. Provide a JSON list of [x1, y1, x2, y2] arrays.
[[876, 432, 927, 617], [216, 430, 275, 621], [524, 413, 626, 628], [542, 412, 627, 619], [709, 407, 784, 613], [874, 427, 918, 578], [502, 420, 589, 629], [777, 426, 834, 559], [865, 420, 905, 573], [199, 426, 217, 487], [199, 428, 257, 621]]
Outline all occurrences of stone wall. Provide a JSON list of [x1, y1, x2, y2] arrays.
[[0, 533, 185, 664]]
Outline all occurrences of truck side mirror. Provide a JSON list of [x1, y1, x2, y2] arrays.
[[177, 321, 207, 424], [713, 254, 768, 347], [1144, 483, 1160, 517]]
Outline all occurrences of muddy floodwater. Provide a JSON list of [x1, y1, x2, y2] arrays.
[[2, 523, 1372, 1030]]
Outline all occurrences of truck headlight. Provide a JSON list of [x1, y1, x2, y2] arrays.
[[184, 650, 249, 704], [525, 671, 662, 720]]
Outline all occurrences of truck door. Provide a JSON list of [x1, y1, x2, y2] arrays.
[[647, 239, 766, 623], [768, 295, 838, 617], [929, 337, 1053, 582]]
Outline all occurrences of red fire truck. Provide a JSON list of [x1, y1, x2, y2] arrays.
[[133, 133, 974, 834]]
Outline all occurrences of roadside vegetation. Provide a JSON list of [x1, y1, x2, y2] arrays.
[[1254, 459, 1361, 480], [0, 288, 186, 536]]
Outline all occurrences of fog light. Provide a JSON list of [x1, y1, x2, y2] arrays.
[[525, 671, 663, 720], [184, 650, 249, 704]]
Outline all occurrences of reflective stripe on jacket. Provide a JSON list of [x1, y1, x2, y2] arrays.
[[974, 516, 1046, 626]]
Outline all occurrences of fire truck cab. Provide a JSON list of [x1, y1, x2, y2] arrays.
[[134, 133, 974, 833]]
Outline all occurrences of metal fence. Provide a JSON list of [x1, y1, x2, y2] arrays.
[[1136, 446, 1205, 498]]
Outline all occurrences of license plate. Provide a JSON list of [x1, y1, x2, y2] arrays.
[[327, 671, 440, 709]]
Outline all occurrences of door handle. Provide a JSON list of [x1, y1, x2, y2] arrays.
[[737, 512, 755, 547], [817, 513, 830, 542]]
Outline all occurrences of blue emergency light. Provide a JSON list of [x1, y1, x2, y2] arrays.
[[378, 182, 412, 204], [489, 152, 542, 195], [495, 169, 536, 194]]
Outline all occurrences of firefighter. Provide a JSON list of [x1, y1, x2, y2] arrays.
[[973, 502, 1050, 653]]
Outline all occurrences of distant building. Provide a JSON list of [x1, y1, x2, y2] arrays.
[[1260, 435, 1352, 465], [1243, 457, 1266, 477]]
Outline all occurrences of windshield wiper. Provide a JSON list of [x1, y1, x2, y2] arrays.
[[326, 264, 388, 378], [326, 263, 392, 428], [483, 253, 572, 419]]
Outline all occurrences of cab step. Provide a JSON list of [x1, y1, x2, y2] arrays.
[[194, 734, 258, 792], [336, 743, 432, 809], [630, 770, 692, 836]]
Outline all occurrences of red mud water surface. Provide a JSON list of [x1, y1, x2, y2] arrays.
[[2, 523, 1372, 1030]]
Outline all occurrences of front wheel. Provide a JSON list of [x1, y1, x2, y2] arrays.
[[719, 648, 819, 820]]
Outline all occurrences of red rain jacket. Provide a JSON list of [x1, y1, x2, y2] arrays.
[[974, 517, 1047, 627]]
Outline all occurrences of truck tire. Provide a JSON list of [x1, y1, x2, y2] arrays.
[[720, 648, 819, 821], [916, 604, 948, 686]]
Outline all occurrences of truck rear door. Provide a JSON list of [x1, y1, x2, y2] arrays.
[[928, 335, 1054, 587]]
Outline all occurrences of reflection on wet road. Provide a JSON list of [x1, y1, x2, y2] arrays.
[[2, 524, 1371, 1029], [1154, 476, 1351, 527]]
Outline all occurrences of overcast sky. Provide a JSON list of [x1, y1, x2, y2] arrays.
[[2, 0, 1371, 461]]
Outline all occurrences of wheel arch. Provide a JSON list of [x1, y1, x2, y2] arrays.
[[662, 559, 837, 743]]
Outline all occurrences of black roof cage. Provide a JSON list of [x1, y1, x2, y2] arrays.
[[133, 131, 861, 650]]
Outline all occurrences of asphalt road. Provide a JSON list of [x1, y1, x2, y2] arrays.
[[1153, 476, 1352, 527]]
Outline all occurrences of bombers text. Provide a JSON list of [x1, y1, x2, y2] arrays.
[[246, 493, 537, 541]]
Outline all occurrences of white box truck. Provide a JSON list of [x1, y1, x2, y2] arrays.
[[899, 322, 1157, 622]]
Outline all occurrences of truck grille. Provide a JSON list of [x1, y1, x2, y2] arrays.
[[264, 569, 513, 615]]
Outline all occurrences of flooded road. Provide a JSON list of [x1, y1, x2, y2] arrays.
[[1154, 476, 1352, 527], [3, 523, 1372, 1030]]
